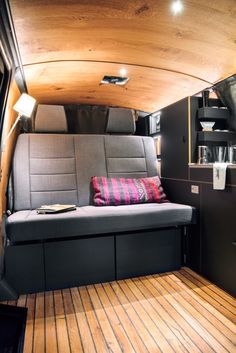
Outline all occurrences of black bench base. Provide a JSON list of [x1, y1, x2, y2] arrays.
[[2, 226, 183, 299]]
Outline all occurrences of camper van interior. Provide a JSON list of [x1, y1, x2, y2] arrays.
[[0, 1, 235, 352]]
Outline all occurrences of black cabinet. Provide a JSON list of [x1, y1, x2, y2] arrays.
[[161, 98, 189, 179], [201, 184, 236, 296], [163, 174, 236, 296], [116, 228, 181, 280], [5, 244, 45, 294], [45, 236, 115, 291], [160, 92, 236, 296]]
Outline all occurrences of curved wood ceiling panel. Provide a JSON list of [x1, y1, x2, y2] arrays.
[[10, 0, 236, 111], [24, 61, 208, 112]]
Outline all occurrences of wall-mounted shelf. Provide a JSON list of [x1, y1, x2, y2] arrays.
[[198, 131, 236, 143], [198, 107, 230, 120], [189, 163, 236, 168]]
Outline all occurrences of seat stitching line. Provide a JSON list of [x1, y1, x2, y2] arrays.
[[73, 136, 79, 204], [141, 137, 148, 177], [31, 189, 77, 193]]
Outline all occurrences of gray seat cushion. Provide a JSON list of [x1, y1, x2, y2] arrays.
[[6, 203, 194, 243]]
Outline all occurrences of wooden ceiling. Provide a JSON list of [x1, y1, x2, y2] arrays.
[[10, 0, 236, 112]]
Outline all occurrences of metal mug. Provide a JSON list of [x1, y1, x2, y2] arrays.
[[228, 146, 236, 164], [213, 146, 227, 163]]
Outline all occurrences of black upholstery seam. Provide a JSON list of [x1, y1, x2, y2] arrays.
[[42, 243, 46, 292], [12, 145, 17, 213]]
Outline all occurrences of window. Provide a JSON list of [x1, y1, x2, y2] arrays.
[[0, 41, 11, 138], [0, 59, 4, 89]]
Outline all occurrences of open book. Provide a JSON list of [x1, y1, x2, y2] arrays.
[[36, 204, 76, 214]]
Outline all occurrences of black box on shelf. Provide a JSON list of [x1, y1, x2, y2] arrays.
[[198, 107, 230, 120]]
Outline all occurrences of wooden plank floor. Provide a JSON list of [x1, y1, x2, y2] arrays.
[[4, 267, 236, 353]]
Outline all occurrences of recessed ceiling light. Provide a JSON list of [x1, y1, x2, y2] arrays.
[[119, 68, 127, 77], [171, 0, 184, 15]]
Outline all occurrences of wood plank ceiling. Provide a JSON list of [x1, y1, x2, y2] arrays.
[[9, 0, 236, 112]]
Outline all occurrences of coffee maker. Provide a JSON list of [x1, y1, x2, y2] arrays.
[[198, 145, 212, 164]]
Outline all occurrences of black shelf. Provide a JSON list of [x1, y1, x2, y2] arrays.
[[198, 107, 230, 120], [198, 131, 236, 143]]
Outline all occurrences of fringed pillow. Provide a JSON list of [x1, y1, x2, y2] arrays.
[[92, 176, 168, 206]]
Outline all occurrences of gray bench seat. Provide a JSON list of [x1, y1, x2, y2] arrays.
[[6, 107, 195, 244], [6, 203, 194, 243]]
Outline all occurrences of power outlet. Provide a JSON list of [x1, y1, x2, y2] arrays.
[[191, 185, 199, 194]]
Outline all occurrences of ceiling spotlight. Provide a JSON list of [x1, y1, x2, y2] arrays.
[[171, 0, 184, 15], [119, 68, 127, 77]]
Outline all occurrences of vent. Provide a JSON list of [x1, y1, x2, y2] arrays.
[[100, 75, 129, 86], [214, 74, 236, 131]]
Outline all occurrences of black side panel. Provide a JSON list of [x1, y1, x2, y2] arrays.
[[5, 244, 44, 294], [190, 96, 201, 164], [45, 236, 115, 290], [201, 184, 236, 296], [162, 178, 201, 272], [161, 98, 189, 179], [116, 228, 181, 280]]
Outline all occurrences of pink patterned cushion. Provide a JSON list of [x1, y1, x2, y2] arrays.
[[92, 176, 168, 206]]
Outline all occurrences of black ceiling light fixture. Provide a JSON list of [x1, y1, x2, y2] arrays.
[[100, 75, 129, 86]]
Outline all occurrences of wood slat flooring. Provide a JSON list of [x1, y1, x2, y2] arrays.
[[3, 267, 236, 353]]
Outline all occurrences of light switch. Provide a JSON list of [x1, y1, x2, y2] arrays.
[[191, 185, 199, 194]]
